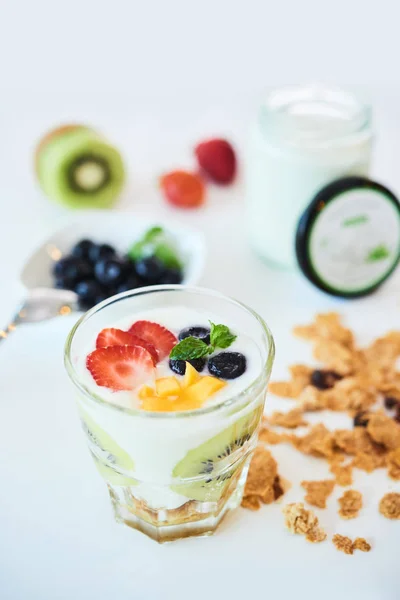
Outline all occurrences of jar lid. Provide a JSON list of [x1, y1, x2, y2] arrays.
[[295, 176, 400, 297]]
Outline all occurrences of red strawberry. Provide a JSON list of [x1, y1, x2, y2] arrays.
[[128, 320, 177, 360], [96, 328, 159, 364], [86, 345, 154, 391], [194, 138, 236, 185], [160, 170, 205, 209]]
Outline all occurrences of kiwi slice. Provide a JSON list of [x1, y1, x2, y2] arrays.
[[171, 406, 262, 502], [35, 125, 125, 209], [79, 409, 137, 486]]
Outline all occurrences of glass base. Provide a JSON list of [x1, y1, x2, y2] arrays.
[[107, 458, 251, 543]]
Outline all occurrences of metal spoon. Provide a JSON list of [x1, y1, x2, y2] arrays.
[[0, 288, 78, 343]]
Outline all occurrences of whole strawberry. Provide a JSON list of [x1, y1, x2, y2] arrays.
[[194, 138, 236, 185]]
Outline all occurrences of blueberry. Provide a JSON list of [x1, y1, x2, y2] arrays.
[[208, 352, 246, 380], [74, 280, 103, 310], [169, 358, 206, 375], [52, 257, 93, 289], [88, 243, 116, 263], [94, 258, 129, 286], [134, 256, 165, 283], [384, 396, 399, 410], [116, 273, 143, 293], [179, 326, 211, 345], [353, 411, 370, 428], [311, 369, 342, 390], [71, 239, 96, 260], [159, 268, 183, 284]]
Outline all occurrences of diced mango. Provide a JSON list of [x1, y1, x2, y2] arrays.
[[155, 377, 181, 398], [180, 376, 226, 406], [138, 385, 156, 399], [182, 362, 201, 388], [140, 395, 180, 412]]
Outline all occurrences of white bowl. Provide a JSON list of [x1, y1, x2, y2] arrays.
[[20, 212, 205, 292]]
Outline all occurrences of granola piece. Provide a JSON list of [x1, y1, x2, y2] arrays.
[[313, 339, 355, 376], [272, 476, 284, 501], [297, 385, 325, 411], [293, 324, 317, 341], [289, 364, 313, 383], [363, 332, 400, 369], [268, 381, 300, 398], [306, 526, 327, 543], [387, 448, 400, 480], [330, 462, 353, 486], [243, 446, 277, 497], [379, 492, 400, 519], [268, 408, 308, 429], [353, 538, 371, 552], [241, 495, 261, 511], [367, 413, 400, 450], [293, 423, 335, 459], [324, 377, 376, 412], [301, 479, 335, 509], [338, 490, 362, 519], [282, 502, 326, 542], [333, 428, 377, 456], [332, 534, 354, 555], [352, 452, 386, 473], [258, 427, 288, 445], [314, 312, 354, 347]]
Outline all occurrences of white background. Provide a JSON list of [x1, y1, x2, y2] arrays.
[[2, 2, 400, 599]]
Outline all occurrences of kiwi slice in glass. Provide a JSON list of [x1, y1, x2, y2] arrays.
[[171, 406, 262, 502], [35, 125, 125, 209], [79, 409, 137, 486]]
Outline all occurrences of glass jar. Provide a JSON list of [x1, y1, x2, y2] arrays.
[[246, 84, 373, 268], [64, 286, 275, 543]]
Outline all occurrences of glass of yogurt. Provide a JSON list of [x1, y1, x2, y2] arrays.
[[64, 285, 274, 543]]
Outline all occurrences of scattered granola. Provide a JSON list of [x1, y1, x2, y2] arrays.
[[330, 462, 353, 486], [387, 448, 400, 480], [241, 446, 285, 510], [353, 538, 372, 552], [367, 414, 400, 450], [268, 408, 308, 429], [338, 490, 362, 519], [379, 492, 400, 519], [301, 479, 335, 509], [332, 534, 354, 554], [282, 502, 326, 543]]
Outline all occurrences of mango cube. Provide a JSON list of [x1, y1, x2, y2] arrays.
[[155, 377, 181, 398], [138, 385, 155, 399], [183, 362, 201, 388], [181, 376, 226, 406]]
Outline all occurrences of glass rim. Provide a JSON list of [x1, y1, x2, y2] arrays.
[[64, 285, 275, 420]]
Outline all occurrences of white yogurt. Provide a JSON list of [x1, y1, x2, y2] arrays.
[[246, 84, 373, 268], [74, 306, 266, 509]]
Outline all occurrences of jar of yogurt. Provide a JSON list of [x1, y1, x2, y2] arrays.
[[246, 84, 373, 268]]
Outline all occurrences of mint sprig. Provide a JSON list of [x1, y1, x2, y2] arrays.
[[169, 322, 237, 361]]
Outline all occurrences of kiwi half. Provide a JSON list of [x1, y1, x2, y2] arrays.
[[171, 406, 262, 502], [79, 409, 137, 486], [35, 125, 125, 209]]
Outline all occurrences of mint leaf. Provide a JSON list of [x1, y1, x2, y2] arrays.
[[209, 321, 237, 349], [170, 337, 210, 361], [143, 226, 163, 242]]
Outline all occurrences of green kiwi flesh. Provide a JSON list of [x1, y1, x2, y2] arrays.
[[80, 409, 137, 486], [36, 126, 125, 209], [171, 406, 262, 502]]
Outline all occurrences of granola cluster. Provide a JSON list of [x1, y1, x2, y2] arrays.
[[241, 312, 400, 553], [241, 446, 284, 511]]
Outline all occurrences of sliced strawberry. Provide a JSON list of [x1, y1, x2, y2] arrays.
[[86, 345, 155, 391], [128, 320, 177, 361], [96, 328, 159, 364]]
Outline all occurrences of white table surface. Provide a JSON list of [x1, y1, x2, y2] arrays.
[[1, 97, 400, 600]]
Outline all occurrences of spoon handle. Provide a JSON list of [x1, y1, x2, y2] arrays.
[[0, 313, 22, 343]]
